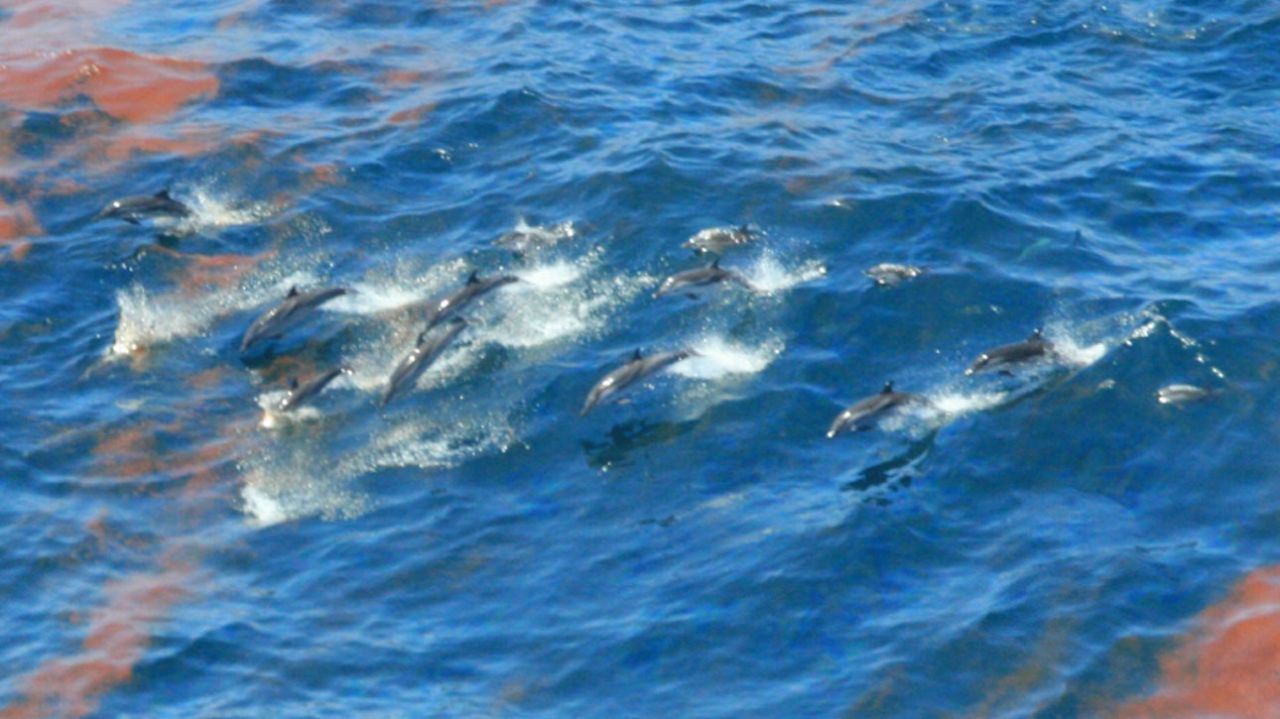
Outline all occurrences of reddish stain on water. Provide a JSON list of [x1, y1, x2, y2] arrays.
[[0, 199, 42, 262], [1113, 565, 1280, 719], [0, 48, 219, 124], [0, 558, 194, 719]]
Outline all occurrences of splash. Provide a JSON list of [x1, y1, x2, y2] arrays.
[[736, 251, 827, 295], [1048, 328, 1109, 369], [177, 186, 277, 232], [239, 469, 369, 527], [1112, 565, 1280, 718], [337, 411, 516, 476], [672, 335, 782, 380], [341, 251, 652, 391], [255, 389, 324, 429], [921, 389, 1009, 418], [486, 254, 649, 350]]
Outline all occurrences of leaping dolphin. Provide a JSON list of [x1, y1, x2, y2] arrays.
[[580, 348, 697, 416], [278, 367, 348, 412], [826, 381, 928, 438], [654, 258, 756, 298], [96, 189, 192, 226], [422, 271, 518, 332], [965, 329, 1056, 376], [240, 286, 348, 353], [381, 317, 468, 407]]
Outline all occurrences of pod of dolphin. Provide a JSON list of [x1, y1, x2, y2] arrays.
[[99, 189, 1215, 447]]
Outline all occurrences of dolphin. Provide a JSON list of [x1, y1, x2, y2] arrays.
[[683, 225, 757, 254], [240, 286, 348, 353], [496, 219, 576, 255], [422, 271, 518, 333], [278, 367, 348, 412], [1156, 383, 1213, 405], [96, 189, 192, 226], [654, 258, 756, 298], [965, 329, 1056, 376], [381, 317, 468, 407], [826, 381, 928, 438], [580, 348, 697, 416], [865, 262, 925, 287]]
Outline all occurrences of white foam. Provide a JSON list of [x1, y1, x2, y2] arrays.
[[672, 336, 782, 380], [336, 411, 515, 475], [513, 260, 582, 289], [182, 187, 276, 229], [924, 390, 1008, 416], [518, 218, 577, 240], [256, 390, 324, 429], [239, 458, 371, 527], [241, 484, 289, 527], [1051, 333, 1108, 368], [739, 252, 827, 294], [343, 250, 655, 395]]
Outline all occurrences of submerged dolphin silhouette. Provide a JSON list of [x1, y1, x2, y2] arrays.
[[683, 225, 757, 254]]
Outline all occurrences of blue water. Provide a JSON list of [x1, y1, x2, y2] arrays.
[[4, 1, 1280, 716]]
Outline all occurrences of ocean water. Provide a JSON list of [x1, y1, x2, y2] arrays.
[[3, 1, 1280, 717]]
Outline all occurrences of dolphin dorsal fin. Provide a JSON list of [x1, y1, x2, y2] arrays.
[[155, 189, 172, 200], [632, 349, 642, 361], [289, 377, 299, 390], [882, 381, 894, 394], [711, 257, 720, 269], [287, 286, 298, 298], [467, 271, 480, 285]]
